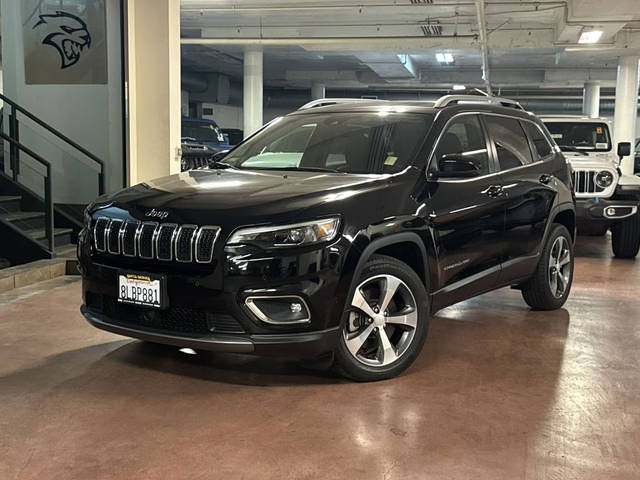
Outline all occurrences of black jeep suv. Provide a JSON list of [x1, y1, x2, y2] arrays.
[[78, 95, 575, 381]]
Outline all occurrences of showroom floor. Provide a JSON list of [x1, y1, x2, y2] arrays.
[[1, 236, 638, 479]]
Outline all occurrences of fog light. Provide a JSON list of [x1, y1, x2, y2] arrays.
[[606, 207, 616, 217], [245, 296, 310, 324]]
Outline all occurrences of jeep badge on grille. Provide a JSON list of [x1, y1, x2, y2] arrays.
[[145, 209, 169, 220]]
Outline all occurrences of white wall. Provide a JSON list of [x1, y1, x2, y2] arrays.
[[1, 0, 123, 203]]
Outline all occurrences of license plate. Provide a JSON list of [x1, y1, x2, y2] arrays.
[[118, 272, 166, 308]]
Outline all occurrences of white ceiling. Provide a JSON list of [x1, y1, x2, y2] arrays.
[[180, 0, 640, 91]]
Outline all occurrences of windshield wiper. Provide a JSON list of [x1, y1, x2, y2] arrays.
[[559, 146, 589, 155], [242, 166, 341, 173]]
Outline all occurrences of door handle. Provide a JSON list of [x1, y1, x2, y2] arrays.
[[484, 185, 504, 197], [539, 174, 553, 184]]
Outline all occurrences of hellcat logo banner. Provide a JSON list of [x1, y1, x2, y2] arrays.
[[33, 11, 92, 69], [22, 0, 107, 85]]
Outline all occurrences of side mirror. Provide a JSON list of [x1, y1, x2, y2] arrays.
[[436, 154, 480, 178], [617, 142, 631, 159], [208, 150, 229, 166]]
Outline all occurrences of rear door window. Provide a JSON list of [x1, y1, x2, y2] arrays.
[[483, 115, 533, 171], [522, 121, 553, 160]]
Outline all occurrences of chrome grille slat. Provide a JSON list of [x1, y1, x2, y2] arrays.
[[121, 221, 139, 257], [156, 224, 178, 261], [137, 222, 158, 259], [175, 225, 198, 263], [107, 219, 123, 254], [94, 217, 109, 252], [195, 226, 221, 263]]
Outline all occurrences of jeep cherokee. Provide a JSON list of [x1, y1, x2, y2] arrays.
[[78, 95, 576, 381]]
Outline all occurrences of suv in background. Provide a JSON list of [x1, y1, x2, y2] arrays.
[[78, 95, 575, 381], [542, 116, 640, 258]]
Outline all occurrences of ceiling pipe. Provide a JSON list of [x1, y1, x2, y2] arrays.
[[181, 35, 478, 46], [182, 2, 565, 13], [475, 0, 492, 95]]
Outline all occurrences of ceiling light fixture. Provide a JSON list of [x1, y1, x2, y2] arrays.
[[436, 53, 454, 64], [578, 29, 603, 44]]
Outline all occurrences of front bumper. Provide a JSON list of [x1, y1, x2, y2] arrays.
[[576, 198, 638, 221], [81, 305, 340, 357]]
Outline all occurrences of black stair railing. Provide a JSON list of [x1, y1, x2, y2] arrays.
[[0, 131, 54, 253], [0, 92, 106, 196]]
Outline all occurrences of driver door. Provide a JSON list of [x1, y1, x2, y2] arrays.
[[421, 114, 509, 307]]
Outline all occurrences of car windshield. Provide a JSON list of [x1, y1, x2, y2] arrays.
[[222, 112, 432, 174], [545, 122, 611, 152], [182, 120, 225, 144]]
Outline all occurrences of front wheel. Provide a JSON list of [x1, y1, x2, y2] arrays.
[[521, 224, 574, 310], [611, 212, 640, 258], [334, 255, 429, 382]]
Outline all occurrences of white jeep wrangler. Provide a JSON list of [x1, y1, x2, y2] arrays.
[[542, 115, 640, 258]]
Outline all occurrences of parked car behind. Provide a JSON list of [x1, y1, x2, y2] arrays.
[[542, 116, 640, 258]]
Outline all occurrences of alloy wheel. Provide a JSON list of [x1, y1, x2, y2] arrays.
[[343, 274, 418, 367], [548, 236, 571, 298]]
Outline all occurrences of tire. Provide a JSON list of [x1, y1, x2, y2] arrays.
[[611, 212, 640, 259], [521, 224, 574, 310], [334, 255, 429, 382]]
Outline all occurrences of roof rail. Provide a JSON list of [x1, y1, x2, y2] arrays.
[[434, 94, 523, 110], [298, 98, 387, 110]]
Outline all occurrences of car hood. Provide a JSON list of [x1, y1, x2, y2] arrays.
[[562, 150, 616, 167], [91, 168, 394, 226]]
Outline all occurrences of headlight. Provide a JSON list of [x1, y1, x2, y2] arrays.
[[227, 218, 340, 248], [595, 170, 614, 189]]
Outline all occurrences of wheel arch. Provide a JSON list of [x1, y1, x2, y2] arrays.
[[329, 231, 433, 330], [551, 205, 576, 242]]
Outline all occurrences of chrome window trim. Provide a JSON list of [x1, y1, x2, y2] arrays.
[[155, 223, 178, 261], [120, 220, 139, 258], [195, 226, 221, 264], [93, 217, 109, 252], [174, 224, 198, 263], [137, 221, 158, 260], [106, 219, 123, 255], [245, 295, 311, 325], [426, 111, 553, 184]]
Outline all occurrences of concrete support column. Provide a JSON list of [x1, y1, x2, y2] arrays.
[[126, 0, 181, 185], [311, 83, 326, 100], [582, 81, 600, 118], [613, 56, 640, 175], [243, 46, 263, 138]]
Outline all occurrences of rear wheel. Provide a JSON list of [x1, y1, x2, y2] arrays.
[[611, 212, 640, 258], [334, 255, 429, 382], [521, 224, 574, 310]]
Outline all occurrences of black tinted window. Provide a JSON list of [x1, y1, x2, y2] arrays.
[[523, 122, 553, 159], [224, 112, 431, 174], [433, 115, 489, 175], [484, 116, 533, 171]]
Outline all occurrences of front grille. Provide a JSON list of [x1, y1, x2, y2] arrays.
[[86, 293, 245, 334], [572, 170, 606, 195], [93, 218, 220, 264]]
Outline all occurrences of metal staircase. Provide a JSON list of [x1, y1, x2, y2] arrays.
[[0, 93, 106, 266]]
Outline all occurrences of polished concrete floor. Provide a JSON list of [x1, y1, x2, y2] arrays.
[[1, 236, 639, 479]]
